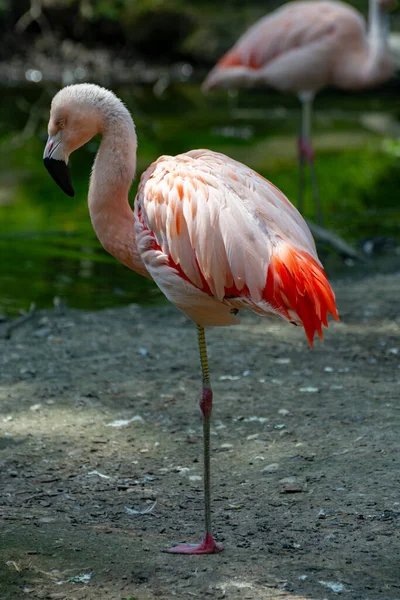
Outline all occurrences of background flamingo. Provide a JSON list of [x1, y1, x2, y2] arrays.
[[43, 83, 339, 554], [203, 0, 396, 223]]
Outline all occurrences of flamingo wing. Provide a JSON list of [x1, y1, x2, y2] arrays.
[[135, 149, 338, 344], [203, 0, 365, 92]]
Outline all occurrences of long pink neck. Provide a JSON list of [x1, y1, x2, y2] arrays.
[[363, 0, 392, 85], [334, 1, 392, 89], [88, 115, 149, 279]]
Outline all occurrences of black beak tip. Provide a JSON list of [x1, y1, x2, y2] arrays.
[[44, 157, 75, 198]]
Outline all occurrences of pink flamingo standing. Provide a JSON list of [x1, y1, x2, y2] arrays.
[[203, 0, 396, 223], [44, 83, 339, 554]]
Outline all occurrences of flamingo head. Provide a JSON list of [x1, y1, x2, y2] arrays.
[[43, 84, 104, 197]]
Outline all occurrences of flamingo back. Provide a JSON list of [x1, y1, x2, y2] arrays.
[[203, 0, 366, 92], [135, 149, 338, 344]]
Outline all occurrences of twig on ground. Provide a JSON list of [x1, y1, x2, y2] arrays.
[[0, 303, 37, 340], [306, 219, 364, 261]]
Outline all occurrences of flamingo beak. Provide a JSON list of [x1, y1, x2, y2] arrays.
[[43, 135, 75, 197]]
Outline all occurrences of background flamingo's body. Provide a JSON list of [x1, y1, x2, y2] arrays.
[[203, 0, 393, 94], [203, 0, 394, 222], [44, 84, 338, 554]]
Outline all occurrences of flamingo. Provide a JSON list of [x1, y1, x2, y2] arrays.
[[43, 83, 339, 554], [202, 0, 396, 223]]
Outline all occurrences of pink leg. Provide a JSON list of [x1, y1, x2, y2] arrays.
[[168, 327, 223, 554], [298, 137, 315, 163], [297, 137, 323, 225], [297, 94, 323, 225]]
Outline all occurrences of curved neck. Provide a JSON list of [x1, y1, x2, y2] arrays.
[[341, 0, 392, 89], [88, 112, 149, 278]]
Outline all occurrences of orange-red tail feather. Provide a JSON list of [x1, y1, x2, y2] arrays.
[[264, 245, 339, 347], [218, 50, 260, 70]]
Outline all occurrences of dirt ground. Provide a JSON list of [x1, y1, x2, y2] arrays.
[[0, 268, 399, 600]]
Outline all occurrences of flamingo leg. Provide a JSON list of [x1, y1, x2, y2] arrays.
[[308, 159, 323, 226], [297, 143, 306, 217], [297, 93, 324, 226], [168, 325, 223, 554]]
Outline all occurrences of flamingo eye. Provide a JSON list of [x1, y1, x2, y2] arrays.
[[58, 119, 66, 130]]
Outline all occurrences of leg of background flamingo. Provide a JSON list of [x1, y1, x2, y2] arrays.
[[297, 94, 310, 216], [298, 93, 323, 225], [168, 326, 223, 554], [297, 146, 305, 216], [308, 159, 324, 226]]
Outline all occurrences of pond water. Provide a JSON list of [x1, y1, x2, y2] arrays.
[[0, 81, 399, 316]]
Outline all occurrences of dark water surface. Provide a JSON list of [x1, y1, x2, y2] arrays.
[[0, 81, 399, 315]]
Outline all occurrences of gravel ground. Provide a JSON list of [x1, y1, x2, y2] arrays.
[[0, 269, 399, 600]]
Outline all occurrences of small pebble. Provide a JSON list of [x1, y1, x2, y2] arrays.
[[279, 476, 297, 484], [34, 327, 51, 338], [105, 415, 145, 427], [280, 483, 304, 494], [243, 416, 268, 424], [278, 408, 290, 416], [318, 581, 345, 593], [262, 463, 279, 473]]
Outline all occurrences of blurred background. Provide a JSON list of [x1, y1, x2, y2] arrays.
[[0, 0, 400, 317]]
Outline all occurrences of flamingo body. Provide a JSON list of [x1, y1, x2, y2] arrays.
[[203, 0, 393, 94], [43, 84, 339, 554], [135, 149, 337, 344], [203, 0, 395, 223]]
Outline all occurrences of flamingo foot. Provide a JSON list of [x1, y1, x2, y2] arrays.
[[168, 532, 223, 554], [297, 137, 315, 163]]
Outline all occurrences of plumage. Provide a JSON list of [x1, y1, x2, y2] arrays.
[[203, 0, 393, 93], [135, 149, 338, 339], [43, 84, 339, 555]]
